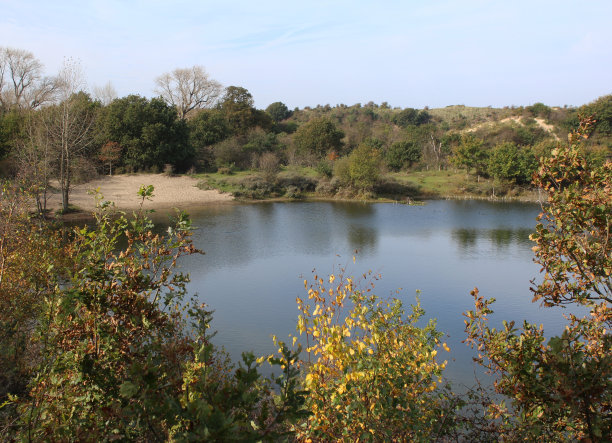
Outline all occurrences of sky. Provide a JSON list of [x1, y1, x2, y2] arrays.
[[1, 0, 611, 110]]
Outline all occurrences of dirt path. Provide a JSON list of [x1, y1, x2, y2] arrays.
[[47, 173, 233, 212]]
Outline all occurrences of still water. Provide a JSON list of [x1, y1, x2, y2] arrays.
[[176, 199, 569, 386]]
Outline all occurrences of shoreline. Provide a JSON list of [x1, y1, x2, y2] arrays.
[[48, 173, 543, 221]]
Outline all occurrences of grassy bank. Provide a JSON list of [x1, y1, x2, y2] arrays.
[[194, 167, 540, 203]]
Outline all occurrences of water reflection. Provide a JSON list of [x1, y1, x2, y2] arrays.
[[452, 227, 535, 253], [169, 200, 554, 385], [347, 226, 378, 255]]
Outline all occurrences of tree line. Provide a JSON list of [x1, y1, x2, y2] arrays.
[[2, 46, 611, 211]]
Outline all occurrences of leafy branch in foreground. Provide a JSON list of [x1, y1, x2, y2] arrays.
[[9, 186, 306, 442], [285, 267, 457, 441], [464, 117, 611, 441]]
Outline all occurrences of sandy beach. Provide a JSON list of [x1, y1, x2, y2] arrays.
[[47, 173, 234, 212]]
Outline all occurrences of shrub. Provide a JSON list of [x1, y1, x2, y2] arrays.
[[315, 159, 333, 178], [464, 117, 612, 441], [332, 156, 351, 186], [258, 151, 281, 182], [284, 185, 303, 199], [289, 269, 456, 441], [347, 143, 382, 191], [11, 187, 307, 441]]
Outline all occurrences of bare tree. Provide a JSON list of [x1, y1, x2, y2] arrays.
[[0, 47, 58, 110], [13, 113, 54, 216], [92, 81, 117, 106], [42, 59, 96, 212], [155, 65, 222, 119]]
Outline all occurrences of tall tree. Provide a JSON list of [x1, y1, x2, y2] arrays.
[[218, 86, 272, 134], [155, 66, 222, 120], [42, 59, 97, 212], [0, 47, 57, 110], [92, 81, 117, 106], [13, 113, 54, 216]]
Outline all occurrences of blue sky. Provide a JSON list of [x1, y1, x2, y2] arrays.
[[1, 0, 610, 109]]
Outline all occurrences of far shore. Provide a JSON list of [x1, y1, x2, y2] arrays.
[[45, 172, 543, 221]]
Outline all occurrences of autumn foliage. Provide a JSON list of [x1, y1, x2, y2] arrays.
[[464, 117, 611, 441], [289, 268, 454, 441]]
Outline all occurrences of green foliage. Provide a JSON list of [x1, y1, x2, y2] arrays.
[[0, 183, 64, 434], [0, 109, 25, 160], [96, 95, 192, 172], [332, 156, 351, 185], [580, 94, 612, 136], [290, 269, 456, 441], [212, 136, 249, 169], [526, 102, 551, 119], [293, 117, 344, 159], [451, 135, 487, 175], [347, 143, 382, 191], [219, 86, 273, 135], [266, 101, 292, 123], [242, 127, 281, 156], [487, 142, 537, 185], [385, 140, 422, 171], [5, 189, 307, 441], [392, 108, 431, 127], [188, 108, 230, 148], [315, 159, 333, 178], [464, 117, 612, 441]]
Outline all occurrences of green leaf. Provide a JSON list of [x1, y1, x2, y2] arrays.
[[119, 381, 139, 399]]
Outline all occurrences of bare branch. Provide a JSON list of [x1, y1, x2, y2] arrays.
[[0, 47, 58, 109], [155, 65, 222, 119]]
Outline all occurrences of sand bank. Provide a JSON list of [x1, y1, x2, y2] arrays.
[[48, 173, 233, 212]]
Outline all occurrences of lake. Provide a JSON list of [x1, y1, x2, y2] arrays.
[[176, 199, 572, 386]]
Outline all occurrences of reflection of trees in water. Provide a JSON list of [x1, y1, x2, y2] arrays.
[[452, 227, 535, 252], [347, 225, 378, 256], [514, 228, 534, 247], [452, 229, 478, 252], [489, 229, 513, 248]]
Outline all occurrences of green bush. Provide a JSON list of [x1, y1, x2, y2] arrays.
[[8, 187, 307, 440]]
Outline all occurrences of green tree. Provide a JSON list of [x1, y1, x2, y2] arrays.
[[293, 117, 344, 159], [393, 108, 431, 127], [464, 117, 611, 441], [218, 86, 272, 135], [96, 95, 192, 172], [188, 109, 230, 148], [0, 109, 25, 160], [487, 142, 537, 185], [385, 140, 422, 171], [266, 101, 292, 122], [581, 94, 612, 136], [451, 135, 487, 175], [526, 102, 551, 119]]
